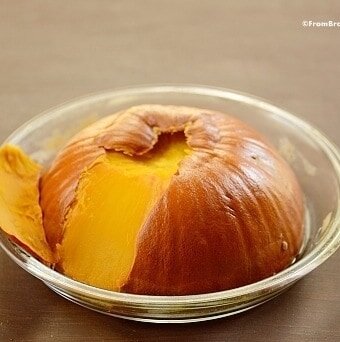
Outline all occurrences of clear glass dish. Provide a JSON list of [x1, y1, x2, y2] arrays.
[[0, 85, 339, 323]]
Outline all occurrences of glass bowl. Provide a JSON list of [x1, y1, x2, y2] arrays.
[[1, 85, 339, 323]]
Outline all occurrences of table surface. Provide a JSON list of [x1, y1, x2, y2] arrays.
[[0, 1, 339, 341]]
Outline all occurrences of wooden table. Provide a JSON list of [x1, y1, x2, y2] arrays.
[[0, 1, 339, 341]]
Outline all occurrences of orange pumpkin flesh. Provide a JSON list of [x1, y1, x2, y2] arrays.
[[58, 133, 190, 290], [0, 105, 304, 295]]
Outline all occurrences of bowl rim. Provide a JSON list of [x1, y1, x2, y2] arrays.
[[1, 84, 339, 306]]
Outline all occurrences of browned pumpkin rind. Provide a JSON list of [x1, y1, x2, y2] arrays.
[[40, 105, 304, 294]]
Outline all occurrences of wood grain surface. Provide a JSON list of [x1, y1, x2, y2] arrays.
[[0, 1, 339, 341]]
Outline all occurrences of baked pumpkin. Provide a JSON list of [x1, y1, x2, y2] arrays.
[[0, 105, 304, 295]]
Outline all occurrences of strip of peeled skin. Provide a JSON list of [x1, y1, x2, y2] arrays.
[[0, 145, 55, 263]]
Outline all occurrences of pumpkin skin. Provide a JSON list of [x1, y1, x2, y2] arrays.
[[39, 105, 304, 295], [0, 145, 55, 263]]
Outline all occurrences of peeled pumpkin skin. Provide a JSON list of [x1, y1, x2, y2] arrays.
[[0, 145, 55, 263], [0, 105, 304, 295]]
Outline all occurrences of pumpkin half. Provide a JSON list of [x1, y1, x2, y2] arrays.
[[0, 105, 304, 295]]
